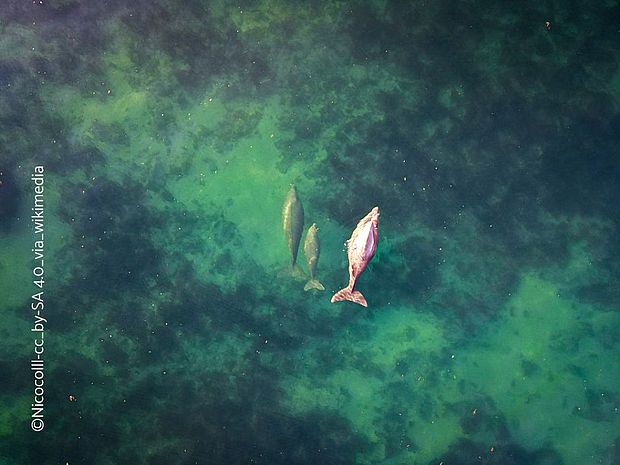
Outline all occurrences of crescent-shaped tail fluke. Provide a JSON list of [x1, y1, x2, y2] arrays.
[[330, 287, 367, 307], [304, 279, 325, 292]]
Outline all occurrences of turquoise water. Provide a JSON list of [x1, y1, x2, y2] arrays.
[[1, 1, 619, 464]]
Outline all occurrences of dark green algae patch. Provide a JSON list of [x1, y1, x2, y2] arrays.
[[1, 0, 619, 464]]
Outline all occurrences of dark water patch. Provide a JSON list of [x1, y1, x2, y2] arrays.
[[75, 222, 161, 292], [120, 1, 256, 95], [429, 438, 564, 465], [416, 392, 439, 422], [577, 282, 620, 310], [432, 257, 519, 329], [213, 107, 264, 152], [454, 396, 512, 444], [567, 363, 587, 379], [382, 404, 416, 457], [472, 181, 570, 267], [100, 298, 156, 343], [32, 362, 127, 463], [25, 414, 124, 465], [370, 233, 441, 306], [3, 0, 118, 25], [346, 1, 471, 71], [0, 60, 27, 87], [47, 146, 105, 175], [106, 363, 367, 465], [170, 273, 255, 331], [158, 280, 217, 329], [59, 353, 100, 389], [346, 3, 405, 62], [49, 176, 170, 344], [0, 168, 22, 232], [612, 436, 620, 465], [521, 358, 541, 377], [595, 320, 620, 351], [100, 337, 130, 369], [568, 219, 620, 309], [122, 371, 175, 408], [147, 253, 338, 355], [0, 73, 62, 165], [242, 409, 368, 465], [91, 121, 130, 147], [574, 386, 619, 423], [0, 356, 29, 393], [541, 114, 620, 219], [2, 1, 120, 91], [208, 282, 333, 348], [58, 176, 163, 294]]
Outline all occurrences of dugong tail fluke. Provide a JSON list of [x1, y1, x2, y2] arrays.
[[304, 278, 325, 292], [330, 287, 367, 307]]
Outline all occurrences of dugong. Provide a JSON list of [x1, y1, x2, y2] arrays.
[[282, 185, 304, 267], [331, 207, 379, 307], [303, 223, 325, 291]]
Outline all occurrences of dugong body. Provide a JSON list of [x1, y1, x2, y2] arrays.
[[282, 185, 304, 267], [303, 223, 324, 291], [331, 207, 379, 307]]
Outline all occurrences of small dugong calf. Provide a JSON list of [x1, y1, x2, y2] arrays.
[[303, 223, 325, 291]]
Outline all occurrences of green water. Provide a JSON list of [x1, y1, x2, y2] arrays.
[[1, 1, 619, 464]]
